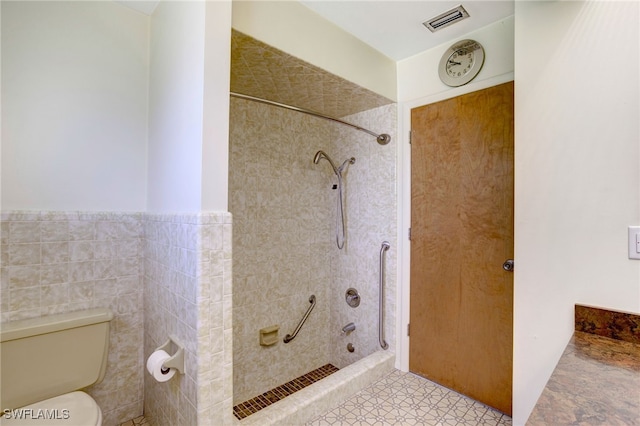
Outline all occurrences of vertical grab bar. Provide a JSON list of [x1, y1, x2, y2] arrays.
[[379, 241, 390, 350]]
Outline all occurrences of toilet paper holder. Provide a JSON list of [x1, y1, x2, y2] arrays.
[[156, 336, 185, 375]]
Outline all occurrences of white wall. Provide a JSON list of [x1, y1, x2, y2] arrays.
[[1, 0, 231, 214], [398, 5, 640, 424], [232, 1, 397, 101], [1, 1, 149, 211], [147, 1, 204, 213], [514, 1, 640, 423], [202, 2, 231, 212], [147, 1, 231, 213], [397, 16, 514, 103], [1, 1, 3, 210]]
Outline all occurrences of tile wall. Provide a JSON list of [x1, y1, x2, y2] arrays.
[[328, 104, 397, 368], [229, 97, 397, 404], [230, 30, 392, 119], [1, 211, 233, 426], [229, 97, 335, 404], [143, 213, 233, 426], [0, 211, 145, 425]]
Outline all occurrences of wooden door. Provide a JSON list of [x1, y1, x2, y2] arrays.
[[409, 82, 514, 415]]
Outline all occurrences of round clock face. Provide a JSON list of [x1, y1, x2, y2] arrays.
[[439, 40, 485, 87]]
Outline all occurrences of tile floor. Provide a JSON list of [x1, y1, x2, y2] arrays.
[[121, 369, 512, 426], [306, 369, 513, 426], [119, 415, 149, 426]]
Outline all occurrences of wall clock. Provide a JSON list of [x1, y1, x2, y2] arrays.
[[438, 39, 485, 87]]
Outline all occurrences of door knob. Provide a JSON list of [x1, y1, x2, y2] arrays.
[[503, 259, 514, 272]]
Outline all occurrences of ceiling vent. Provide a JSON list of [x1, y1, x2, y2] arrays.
[[423, 5, 470, 33]]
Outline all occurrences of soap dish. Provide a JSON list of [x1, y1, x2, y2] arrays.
[[259, 325, 279, 346]]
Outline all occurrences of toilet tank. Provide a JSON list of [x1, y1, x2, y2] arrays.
[[0, 308, 114, 410]]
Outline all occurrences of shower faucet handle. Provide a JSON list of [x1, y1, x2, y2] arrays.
[[345, 288, 360, 308], [342, 322, 356, 334]]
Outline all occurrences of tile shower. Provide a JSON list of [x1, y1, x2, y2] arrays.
[[229, 94, 397, 414]]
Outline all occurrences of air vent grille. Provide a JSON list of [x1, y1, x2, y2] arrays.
[[423, 5, 470, 33]]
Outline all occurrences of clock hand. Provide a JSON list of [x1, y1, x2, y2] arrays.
[[448, 60, 461, 66]]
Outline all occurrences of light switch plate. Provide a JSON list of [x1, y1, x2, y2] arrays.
[[629, 226, 640, 260]]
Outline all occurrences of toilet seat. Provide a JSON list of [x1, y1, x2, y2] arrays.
[[1, 391, 101, 426]]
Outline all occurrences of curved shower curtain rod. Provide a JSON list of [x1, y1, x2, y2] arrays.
[[230, 92, 391, 145]]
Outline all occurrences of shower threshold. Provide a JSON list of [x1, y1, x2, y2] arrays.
[[233, 364, 339, 420]]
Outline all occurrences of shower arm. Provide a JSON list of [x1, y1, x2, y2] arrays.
[[230, 92, 391, 145]]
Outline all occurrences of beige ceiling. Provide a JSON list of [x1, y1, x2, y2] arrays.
[[230, 30, 394, 118]]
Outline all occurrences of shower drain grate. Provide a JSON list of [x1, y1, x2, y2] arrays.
[[233, 364, 339, 420]]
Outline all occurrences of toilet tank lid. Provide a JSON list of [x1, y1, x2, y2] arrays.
[[1, 308, 114, 343]]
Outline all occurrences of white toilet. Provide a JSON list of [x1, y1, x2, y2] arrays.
[[0, 309, 114, 425]]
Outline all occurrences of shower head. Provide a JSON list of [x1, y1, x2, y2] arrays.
[[313, 150, 339, 175], [313, 151, 325, 165], [313, 150, 355, 177]]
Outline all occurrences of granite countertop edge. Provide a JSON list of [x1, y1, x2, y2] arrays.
[[527, 316, 640, 425]]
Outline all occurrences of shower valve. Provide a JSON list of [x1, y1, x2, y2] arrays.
[[345, 288, 360, 308]]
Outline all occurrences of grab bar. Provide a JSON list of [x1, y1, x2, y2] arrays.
[[284, 295, 316, 343], [379, 242, 390, 350]]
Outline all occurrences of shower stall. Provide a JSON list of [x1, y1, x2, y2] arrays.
[[229, 30, 398, 420]]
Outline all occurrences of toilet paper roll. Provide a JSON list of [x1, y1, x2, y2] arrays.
[[146, 350, 176, 382]]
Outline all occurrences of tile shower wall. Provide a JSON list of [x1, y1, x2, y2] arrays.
[[143, 213, 233, 426], [0, 211, 144, 426], [329, 104, 397, 368], [229, 97, 335, 404], [229, 97, 397, 404], [230, 30, 392, 120]]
